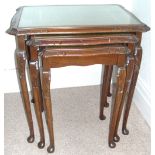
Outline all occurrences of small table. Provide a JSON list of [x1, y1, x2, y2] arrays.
[[7, 4, 150, 153]]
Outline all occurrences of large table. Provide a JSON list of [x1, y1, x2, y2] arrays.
[[7, 4, 150, 153]]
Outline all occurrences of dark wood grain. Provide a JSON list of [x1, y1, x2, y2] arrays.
[[122, 46, 142, 135], [113, 56, 134, 142], [8, 25, 150, 36], [6, 5, 150, 36], [41, 69, 55, 153], [29, 61, 45, 149], [108, 67, 126, 148], [42, 46, 127, 69], [27, 34, 139, 47], [41, 45, 129, 152], [6, 7, 23, 35], [7, 5, 150, 153], [107, 66, 113, 97], [121, 32, 142, 135], [15, 50, 34, 143], [27, 42, 44, 112], [100, 65, 111, 120]]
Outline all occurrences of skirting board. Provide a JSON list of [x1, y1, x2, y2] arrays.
[[132, 77, 151, 126]]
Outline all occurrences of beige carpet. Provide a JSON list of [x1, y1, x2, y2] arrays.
[[4, 86, 150, 155]]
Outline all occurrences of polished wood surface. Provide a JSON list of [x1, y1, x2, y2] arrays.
[[107, 66, 113, 97], [27, 34, 139, 47], [100, 65, 112, 120], [27, 34, 139, 123], [108, 67, 126, 148], [122, 46, 142, 135], [15, 36, 35, 143], [7, 4, 150, 153], [114, 56, 134, 142], [27, 35, 137, 152], [42, 45, 127, 68], [29, 61, 45, 148], [41, 69, 55, 153], [41, 45, 129, 152], [7, 5, 149, 35]]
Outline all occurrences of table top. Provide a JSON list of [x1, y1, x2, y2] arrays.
[[7, 4, 150, 35]]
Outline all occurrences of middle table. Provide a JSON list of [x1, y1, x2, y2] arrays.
[[26, 33, 136, 152]]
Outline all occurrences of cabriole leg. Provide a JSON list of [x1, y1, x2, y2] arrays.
[[108, 67, 126, 148], [29, 61, 45, 148], [27, 46, 44, 113], [15, 51, 34, 143], [122, 47, 142, 135], [41, 69, 55, 153], [99, 65, 110, 120], [113, 57, 134, 142]]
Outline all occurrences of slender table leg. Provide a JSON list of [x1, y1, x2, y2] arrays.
[[29, 63, 44, 112], [107, 66, 113, 97], [27, 45, 44, 112], [108, 67, 126, 148], [29, 68, 44, 112], [99, 65, 110, 120], [38, 68, 44, 112], [42, 69, 55, 153], [15, 51, 35, 143], [29, 61, 45, 148], [113, 57, 134, 142], [122, 47, 142, 135], [104, 65, 113, 108]]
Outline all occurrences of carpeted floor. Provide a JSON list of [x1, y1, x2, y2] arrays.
[[4, 85, 150, 155]]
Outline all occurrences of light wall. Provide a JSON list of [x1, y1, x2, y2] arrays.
[[130, 0, 151, 125]]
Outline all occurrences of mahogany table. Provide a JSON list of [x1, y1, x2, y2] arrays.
[[26, 34, 138, 152], [7, 4, 150, 153]]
